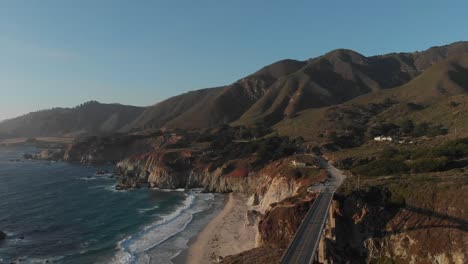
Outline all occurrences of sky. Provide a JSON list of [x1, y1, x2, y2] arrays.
[[0, 0, 467, 121]]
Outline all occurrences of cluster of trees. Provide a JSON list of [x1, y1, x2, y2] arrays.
[[327, 131, 364, 148], [249, 136, 300, 162], [205, 132, 301, 170], [197, 125, 272, 145], [74, 100, 100, 109], [368, 119, 448, 139], [351, 138, 468, 176]]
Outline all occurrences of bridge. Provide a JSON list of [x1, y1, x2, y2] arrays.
[[281, 156, 345, 264]]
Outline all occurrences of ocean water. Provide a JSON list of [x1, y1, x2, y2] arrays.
[[0, 147, 223, 264]]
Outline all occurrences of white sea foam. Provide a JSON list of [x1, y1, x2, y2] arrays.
[[104, 185, 130, 193], [77, 176, 99, 181], [111, 190, 216, 264], [14, 255, 65, 264], [94, 172, 114, 177], [138, 205, 160, 213], [88, 184, 114, 189], [153, 188, 186, 192]]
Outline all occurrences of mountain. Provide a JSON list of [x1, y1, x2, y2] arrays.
[[0, 101, 145, 138], [129, 41, 468, 130], [2, 41, 467, 138], [275, 53, 468, 142], [125, 59, 307, 130]]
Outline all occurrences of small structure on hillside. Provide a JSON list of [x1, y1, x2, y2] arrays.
[[374, 136, 393, 142], [291, 160, 307, 168]]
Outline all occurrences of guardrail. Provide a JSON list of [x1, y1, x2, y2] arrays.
[[280, 191, 334, 264], [281, 155, 344, 264]]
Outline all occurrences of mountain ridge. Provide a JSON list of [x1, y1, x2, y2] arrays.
[[138, 41, 468, 129], [0, 101, 144, 138], [1, 41, 467, 138]]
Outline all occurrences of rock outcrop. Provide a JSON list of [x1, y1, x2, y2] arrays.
[[116, 148, 325, 202], [221, 246, 285, 264], [330, 183, 468, 264], [63, 135, 154, 164], [258, 192, 317, 248], [220, 192, 319, 264], [0, 231, 6, 240], [23, 149, 64, 161]]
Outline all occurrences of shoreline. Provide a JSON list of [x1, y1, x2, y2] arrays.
[[174, 193, 256, 264]]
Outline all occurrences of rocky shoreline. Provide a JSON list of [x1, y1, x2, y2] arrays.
[[21, 130, 328, 259]]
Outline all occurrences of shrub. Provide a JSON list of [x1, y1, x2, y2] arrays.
[[380, 147, 399, 159], [406, 102, 425, 111], [409, 157, 449, 173], [400, 119, 414, 134], [431, 138, 468, 159], [388, 193, 406, 208], [352, 158, 409, 176]]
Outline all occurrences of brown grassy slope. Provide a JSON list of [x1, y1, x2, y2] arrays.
[[235, 49, 416, 126], [123, 86, 227, 130], [236, 42, 468, 126], [128, 59, 306, 130], [352, 53, 468, 138], [275, 54, 468, 141], [129, 42, 468, 131], [411, 40, 468, 70]]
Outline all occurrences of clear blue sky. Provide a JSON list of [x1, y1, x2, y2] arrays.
[[0, 0, 467, 121]]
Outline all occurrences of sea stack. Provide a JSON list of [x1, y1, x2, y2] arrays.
[[0, 231, 6, 240]]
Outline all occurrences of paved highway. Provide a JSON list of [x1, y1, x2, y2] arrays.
[[281, 156, 345, 264]]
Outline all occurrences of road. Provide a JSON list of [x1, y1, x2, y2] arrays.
[[280, 156, 345, 264]]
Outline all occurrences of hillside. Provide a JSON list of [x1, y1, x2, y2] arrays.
[[126, 59, 307, 130], [276, 53, 468, 144], [2, 41, 467, 138], [0, 101, 145, 138], [129, 41, 468, 130]]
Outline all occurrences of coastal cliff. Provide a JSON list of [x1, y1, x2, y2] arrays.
[[115, 146, 325, 201], [29, 129, 467, 264], [220, 191, 320, 264], [223, 175, 467, 264], [326, 174, 468, 264]]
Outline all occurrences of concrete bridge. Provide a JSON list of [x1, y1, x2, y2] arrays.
[[280, 156, 344, 264]]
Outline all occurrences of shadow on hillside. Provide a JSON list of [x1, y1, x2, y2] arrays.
[[375, 204, 468, 237], [449, 63, 468, 91], [329, 190, 467, 263]]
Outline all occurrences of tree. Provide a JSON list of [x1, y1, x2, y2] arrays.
[[400, 119, 414, 134], [328, 131, 338, 142]]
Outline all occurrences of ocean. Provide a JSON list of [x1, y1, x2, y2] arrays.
[[0, 147, 223, 264]]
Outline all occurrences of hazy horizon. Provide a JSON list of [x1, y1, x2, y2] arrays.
[[1, 0, 467, 121]]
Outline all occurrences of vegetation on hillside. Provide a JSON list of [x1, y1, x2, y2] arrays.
[[350, 137, 468, 176]]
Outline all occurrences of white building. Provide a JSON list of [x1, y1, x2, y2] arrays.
[[374, 136, 393, 142]]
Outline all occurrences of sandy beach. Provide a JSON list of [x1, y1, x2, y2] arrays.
[[184, 193, 257, 264]]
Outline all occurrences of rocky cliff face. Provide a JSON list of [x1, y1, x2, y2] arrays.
[[330, 182, 467, 264], [116, 149, 323, 199], [258, 192, 317, 248], [23, 149, 65, 161], [63, 135, 156, 164], [22, 127, 466, 264], [220, 191, 321, 264], [112, 135, 329, 264]]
